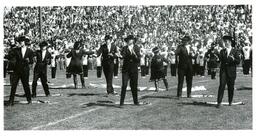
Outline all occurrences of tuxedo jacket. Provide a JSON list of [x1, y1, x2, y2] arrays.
[[12, 47, 34, 74], [97, 43, 118, 65], [121, 45, 141, 73], [34, 50, 52, 73], [5, 46, 17, 71], [175, 45, 194, 70], [219, 48, 240, 79]]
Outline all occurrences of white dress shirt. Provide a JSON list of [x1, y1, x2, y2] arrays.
[[21, 46, 27, 58], [107, 44, 111, 52], [185, 45, 190, 54], [42, 50, 46, 61], [226, 47, 232, 57], [128, 44, 134, 54]]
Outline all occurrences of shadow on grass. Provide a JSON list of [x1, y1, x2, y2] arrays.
[[236, 86, 252, 91], [49, 86, 92, 89], [80, 101, 121, 108], [3, 100, 30, 106], [67, 93, 102, 97], [140, 95, 179, 100], [14, 94, 26, 97], [5, 94, 61, 98], [178, 101, 217, 107], [4, 94, 29, 98]]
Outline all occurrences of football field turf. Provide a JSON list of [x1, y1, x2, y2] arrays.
[[3, 68, 252, 130]]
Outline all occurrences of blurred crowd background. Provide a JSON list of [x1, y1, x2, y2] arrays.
[[4, 5, 252, 49], [3, 5, 252, 73]]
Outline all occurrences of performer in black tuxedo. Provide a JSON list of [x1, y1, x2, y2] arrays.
[[176, 36, 194, 98], [216, 36, 240, 108], [4, 37, 17, 85], [97, 35, 118, 95], [120, 35, 141, 106], [8, 36, 34, 106], [32, 41, 52, 97]]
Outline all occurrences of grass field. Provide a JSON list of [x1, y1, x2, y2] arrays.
[[3, 68, 252, 130]]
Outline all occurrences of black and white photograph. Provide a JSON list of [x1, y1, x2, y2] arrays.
[[0, 0, 255, 135]]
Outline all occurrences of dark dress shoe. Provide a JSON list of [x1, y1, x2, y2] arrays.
[[177, 96, 181, 100], [6, 102, 14, 106], [27, 101, 32, 104], [216, 104, 221, 108], [134, 102, 140, 106], [109, 91, 118, 96], [228, 103, 232, 106]]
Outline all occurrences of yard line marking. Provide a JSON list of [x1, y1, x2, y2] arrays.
[[4, 93, 62, 97], [193, 101, 245, 105], [31, 107, 102, 130], [31, 79, 210, 130]]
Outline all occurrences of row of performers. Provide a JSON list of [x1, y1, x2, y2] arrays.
[[5, 36, 251, 83], [4, 34, 250, 108]]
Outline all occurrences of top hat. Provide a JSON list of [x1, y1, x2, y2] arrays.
[[39, 41, 48, 47], [17, 36, 29, 43], [181, 35, 192, 42], [222, 35, 233, 41], [152, 47, 160, 54], [104, 35, 113, 41], [211, 42, 216, 47], [124, 35, 137, 43], [73, 41, 81, 49]]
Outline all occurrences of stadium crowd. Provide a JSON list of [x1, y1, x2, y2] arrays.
[[3, 5, 252, 81]]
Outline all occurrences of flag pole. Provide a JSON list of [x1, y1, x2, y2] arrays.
[[39, 7, 42, 41]]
